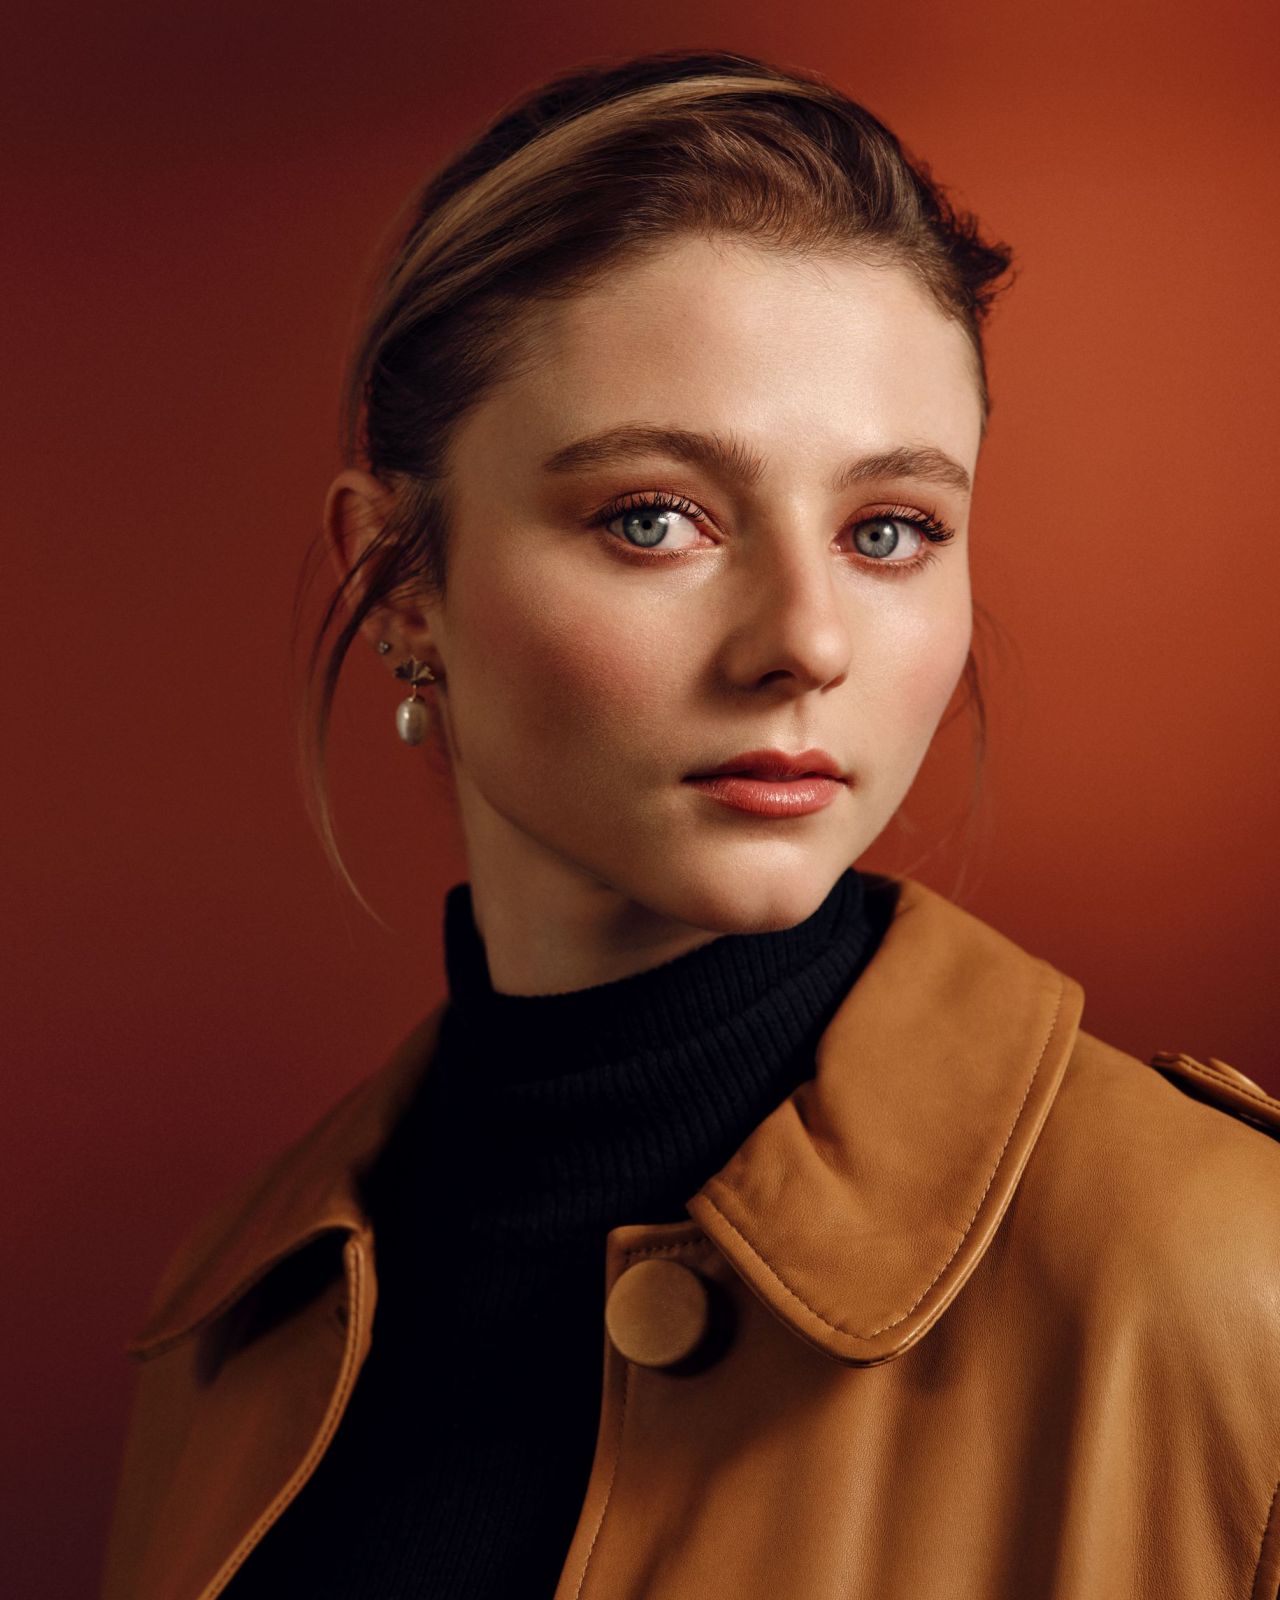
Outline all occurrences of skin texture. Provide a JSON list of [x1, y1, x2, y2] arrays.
[[326, 234, 982, 995]]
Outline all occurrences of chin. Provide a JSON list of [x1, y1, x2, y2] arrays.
[[629, 842, 857, 937]]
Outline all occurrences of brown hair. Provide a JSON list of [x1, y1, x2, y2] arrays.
[[294, 47, 1014, 912]]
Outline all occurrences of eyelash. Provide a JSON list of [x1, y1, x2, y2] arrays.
[[588, 489, 957, 576]]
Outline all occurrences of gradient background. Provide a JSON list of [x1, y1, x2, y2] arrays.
[[5, 1, 1278, 1593]]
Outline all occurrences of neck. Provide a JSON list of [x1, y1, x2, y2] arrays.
[[467, 871, 720, 996]]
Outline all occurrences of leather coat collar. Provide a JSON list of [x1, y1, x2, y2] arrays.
[[127, 875, 1084, 1367]]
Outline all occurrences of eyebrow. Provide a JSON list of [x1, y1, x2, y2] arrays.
[[540, 424, 972, 497]]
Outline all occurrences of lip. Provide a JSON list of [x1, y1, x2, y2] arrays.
[[685, 747, 847, 782], [684, 772, 843, 818]]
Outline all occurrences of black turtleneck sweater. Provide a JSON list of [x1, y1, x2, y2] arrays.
[[224, 867, 890, 1599]]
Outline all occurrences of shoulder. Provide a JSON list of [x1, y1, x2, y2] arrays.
[[881, 874, 1280, 1269], [1018, 1027, 1280, 1340], [1053, 1031, 1280, 1206]]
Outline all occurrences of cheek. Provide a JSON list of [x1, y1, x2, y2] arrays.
[[907, 618, 971, 720], [447, 552, 680, 779], [872, 597, 973, 747]]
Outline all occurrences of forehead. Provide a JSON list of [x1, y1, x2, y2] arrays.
[[467, 234, 983, 481]]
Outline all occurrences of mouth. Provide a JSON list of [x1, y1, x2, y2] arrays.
[[681, 748, 849, 820]]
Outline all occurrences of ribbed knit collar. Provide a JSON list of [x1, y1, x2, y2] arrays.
[[355, 865, 887, 1257], [440, 866, 873, 1083]]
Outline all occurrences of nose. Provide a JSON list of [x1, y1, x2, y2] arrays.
[[717, 518, 854, 695]]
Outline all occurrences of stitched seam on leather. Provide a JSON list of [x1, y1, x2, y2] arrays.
[[699, 972, 1066, 1341], [572, 1344, 631, 1599], [198, 1239, 366, 1599], [1178, 1058, 1280, 1114], [1251, 1476, 1280, 1599], [622, 1238, 709, 1263]]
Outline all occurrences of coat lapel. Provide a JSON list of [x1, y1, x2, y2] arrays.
[[687, 876, 1083, 1364]]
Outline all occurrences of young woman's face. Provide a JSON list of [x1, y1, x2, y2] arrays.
[[427, 234, 982, 940]]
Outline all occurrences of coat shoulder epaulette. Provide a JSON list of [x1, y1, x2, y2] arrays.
[[1147, 1050, 1280, 1141]]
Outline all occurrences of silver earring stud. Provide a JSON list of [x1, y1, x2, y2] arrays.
[[376, 640, 392, 655], [393, 657, 437, 746]]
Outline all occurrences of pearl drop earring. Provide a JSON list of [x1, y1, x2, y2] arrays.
[[392, 657, 437, 746]]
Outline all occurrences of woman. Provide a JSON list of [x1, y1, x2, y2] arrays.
[[101, 48, 1280, 1600]]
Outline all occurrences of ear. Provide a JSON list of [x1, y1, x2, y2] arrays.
[[322, 468, 436, 663]]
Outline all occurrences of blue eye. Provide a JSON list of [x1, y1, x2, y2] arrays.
[[594, 491, 706, 552], [618, 507, 676, 548], [849, 509, 957, 569], [853, 517, 909, 559]]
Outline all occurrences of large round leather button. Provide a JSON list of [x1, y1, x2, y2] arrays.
[[605, 1258, 710, 1368]]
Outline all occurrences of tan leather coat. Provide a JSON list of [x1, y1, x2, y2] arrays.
[[101, 875, 1280, 1599]]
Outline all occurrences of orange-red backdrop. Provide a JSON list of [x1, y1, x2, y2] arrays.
[[5, 1, 1278, 1593]]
